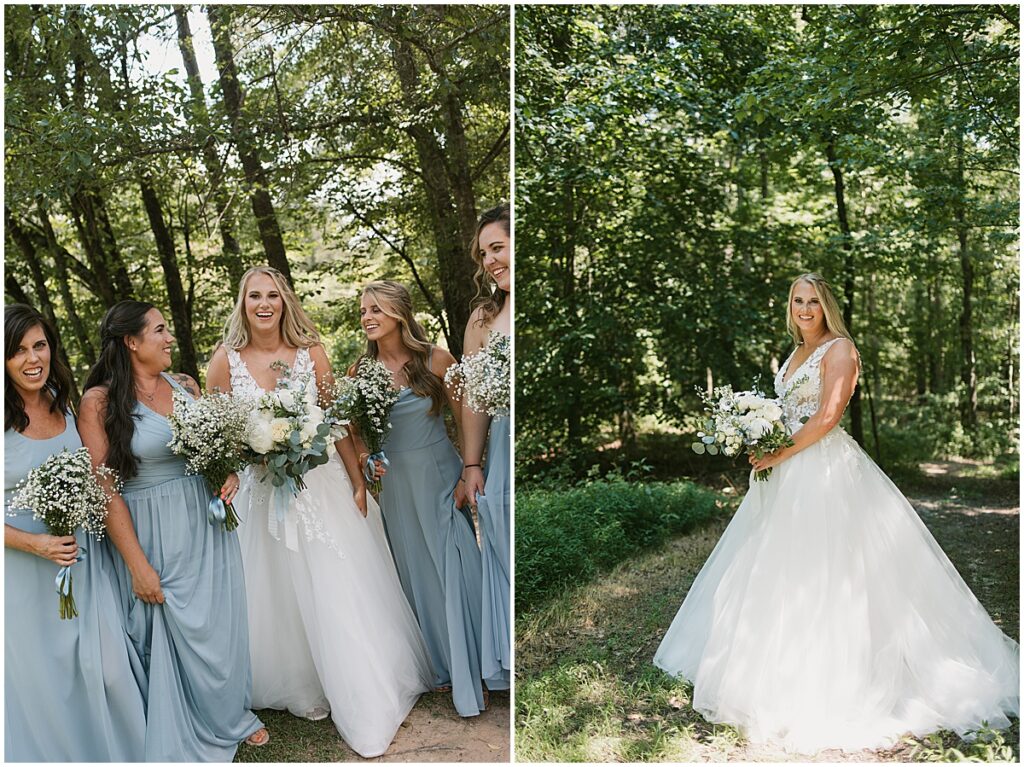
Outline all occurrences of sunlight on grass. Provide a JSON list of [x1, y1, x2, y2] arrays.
[[516, 500, 1019, 762]]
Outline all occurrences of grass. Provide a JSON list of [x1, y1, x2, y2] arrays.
[[515, 474, 727, 613], [515, 463, 1020, 762]]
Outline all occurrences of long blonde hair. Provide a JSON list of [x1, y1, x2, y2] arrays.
[[359, 280, 446, 415], [223, 266, 320, 350], [470, 202, 510, 327], [786, 273, 854, 345]]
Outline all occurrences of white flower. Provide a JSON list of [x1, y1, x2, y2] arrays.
[[270, 417, 292, 443], [275, 389, 296, 411], [444, 332, 510, 417], [299, 417, 318, 444], [248, 420, 275, 454]]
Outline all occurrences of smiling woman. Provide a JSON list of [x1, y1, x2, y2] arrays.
[[4, 2, 512, 760], [78, 300, 266, 760], [4, 303, 147, 762], [655, 274, 1019, 752]]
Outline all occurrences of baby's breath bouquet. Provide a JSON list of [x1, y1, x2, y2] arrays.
[[444, 331, 510, 417], [244, 362, 336, 495], [8, 447, 118, 619], [167, 389, 250, 531], [332, 357, 400, 494], [692, 385, 793, 481]]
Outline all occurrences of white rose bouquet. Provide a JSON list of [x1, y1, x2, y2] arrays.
[[331, 357, 400, 494], [691, 385, 794, 481], [244, 362, 336, 495], [444, 331, 510, 417], [8, 447, 119, 619], [166, 389, 250, 531]]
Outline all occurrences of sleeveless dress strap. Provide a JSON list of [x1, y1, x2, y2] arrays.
[[813, 337, 844, 362], [161, 372, 194, 400]]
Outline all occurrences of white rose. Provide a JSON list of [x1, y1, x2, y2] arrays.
[[747, 417, 773, 439], [299, 418, 318, 444], [276, 390, 296, 411], [248, 421, 274, 454], [762, 403, 783, 422], [270, 417, 292, 443]]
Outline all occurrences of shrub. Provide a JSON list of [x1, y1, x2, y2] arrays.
[[516, 475, 724, 614]]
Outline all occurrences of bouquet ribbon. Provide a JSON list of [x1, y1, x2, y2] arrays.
[[267, 479, 300, 552], [55, 547, 85, 597], [363, 451, 390, 482], [208, 496, 227, 526]]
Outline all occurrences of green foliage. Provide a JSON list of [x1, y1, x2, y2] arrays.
[[906, 725, 1017, 763], [5, 5, 508, 384], [516, 472, 725, 614], [516, 5, 1019, 479]]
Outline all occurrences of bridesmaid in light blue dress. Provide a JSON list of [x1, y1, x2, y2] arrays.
[[78, 300, 266, 761], [4, 303, 147, 762], [460, 203, 512, 692], [354, 281, 487, 717]]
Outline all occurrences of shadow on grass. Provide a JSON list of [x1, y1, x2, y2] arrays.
[[515, 469, 1021, 763]]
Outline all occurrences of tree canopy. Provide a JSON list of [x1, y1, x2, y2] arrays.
[[6, 4, 510, 396], [516, 4, 1019, 478]]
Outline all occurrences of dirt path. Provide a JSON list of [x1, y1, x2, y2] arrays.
[[237, 690, 509, 763], [515, 463, 1019, 762]]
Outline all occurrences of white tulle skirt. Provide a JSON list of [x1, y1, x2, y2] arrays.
[[235, 454, 434, 757], [654, 427, 1019, 753]]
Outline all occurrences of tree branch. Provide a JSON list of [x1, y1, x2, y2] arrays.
[[471, 123, 510, 182]]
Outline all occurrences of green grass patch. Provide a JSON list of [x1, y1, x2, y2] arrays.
[[515, 475, 728, 614], [516, 475, 1019, 762]]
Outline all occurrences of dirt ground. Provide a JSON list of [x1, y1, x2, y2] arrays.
[[237, 689, 510, 763]]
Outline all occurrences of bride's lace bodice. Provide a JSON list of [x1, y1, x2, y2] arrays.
[[226, 345, 344, 557], [226, 346, 315, 404], [774, 337, 845, 433]]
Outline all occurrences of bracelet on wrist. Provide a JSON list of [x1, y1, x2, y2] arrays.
[[464, 463, 482, 469]]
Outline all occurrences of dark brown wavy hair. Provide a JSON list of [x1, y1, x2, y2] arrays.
[[82, 300, 156, 481], [4, 304, 74, 433], [470, 202, 510, 327]]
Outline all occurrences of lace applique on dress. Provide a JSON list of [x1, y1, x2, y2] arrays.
[[227, 346, 346, 559], [774, 338, 848, 436]]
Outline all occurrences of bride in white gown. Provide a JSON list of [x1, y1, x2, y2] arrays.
[[207, 266, 433, 758], [654, 273, 1019, 753]]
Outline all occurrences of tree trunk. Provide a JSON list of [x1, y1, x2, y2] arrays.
[[824, 136, 864, 446], [440, 88, 479, 255], [6, 275, 31, 305], [390, 33, 474, 355], [1009, 280, 1018, 420], [562, 175, 583, 449], [174, 5, 244, 285], [207, 4, 292, 286], [954, 127, 977, 430], [139, 177, 200, 382], [927, 252, 943, 392], [36, 200, 96, 366], [67, 187, 132, 306]]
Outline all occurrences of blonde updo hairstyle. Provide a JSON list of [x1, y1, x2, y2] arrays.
[[223, 266, 320, 351], [359, 280, 446, 415], [786, 273, 854, 346], [470, 202, 510, 327]]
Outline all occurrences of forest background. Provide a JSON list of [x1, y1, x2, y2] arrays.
[[515, 7, 1020, 760], [5, 4, 510, 396], [517, 3, 1019, 484]]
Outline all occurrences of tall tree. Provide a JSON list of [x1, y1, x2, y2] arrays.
[[173, 6, 244, 285], [207, 4, 292, 285]]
